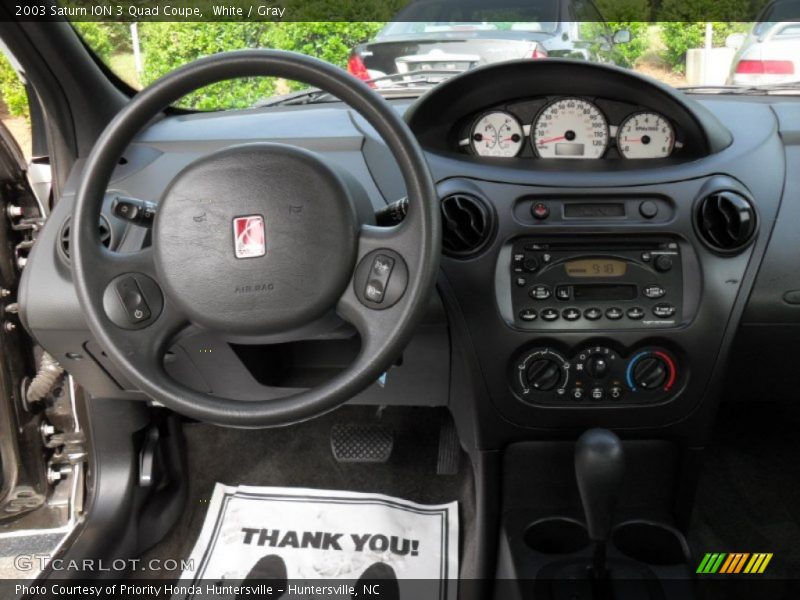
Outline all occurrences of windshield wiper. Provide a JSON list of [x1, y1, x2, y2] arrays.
[[678, 82, 800, 95], [256, 88, 334, 107], [257, 68, 468, 107], [364, 68, 467, 87]]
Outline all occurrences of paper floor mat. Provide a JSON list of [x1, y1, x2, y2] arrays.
[[176, 484, 459, 600]]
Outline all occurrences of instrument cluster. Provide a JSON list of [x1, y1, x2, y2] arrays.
[[457, 96, 682, 160]]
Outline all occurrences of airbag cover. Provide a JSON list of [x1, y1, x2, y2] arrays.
[[154, 143, 358, 334]]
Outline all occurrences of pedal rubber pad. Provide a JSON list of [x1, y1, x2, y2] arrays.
[[331, 423, 394, 463]]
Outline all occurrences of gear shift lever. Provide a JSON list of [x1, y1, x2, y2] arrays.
[[575, 428, 625, 578]]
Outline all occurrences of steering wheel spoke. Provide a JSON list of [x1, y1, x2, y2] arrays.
[[95, 246, 157, 285], [105, 300, 191, 372], [337, 218, 430, 365]]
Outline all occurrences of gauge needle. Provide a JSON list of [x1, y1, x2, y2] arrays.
[[538, 135, 566, 145], [624, 137, 642, 143]]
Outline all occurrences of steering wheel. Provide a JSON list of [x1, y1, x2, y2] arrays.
[[71, 50, 441, 427]]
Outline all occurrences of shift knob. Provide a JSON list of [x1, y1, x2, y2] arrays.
[[574, 428, 625, 543]]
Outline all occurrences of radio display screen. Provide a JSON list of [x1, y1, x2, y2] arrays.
[[573, 284, 637, 301], [565, 259, 627, 278]]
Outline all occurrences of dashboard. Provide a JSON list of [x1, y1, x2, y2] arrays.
[[18, 58, 800, 449]]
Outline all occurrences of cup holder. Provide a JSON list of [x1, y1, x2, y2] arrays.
[[524, 517, 590, 555], [612, 520, 690, 566]]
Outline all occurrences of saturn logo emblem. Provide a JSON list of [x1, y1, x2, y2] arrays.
[[232, 215, 266, 259]]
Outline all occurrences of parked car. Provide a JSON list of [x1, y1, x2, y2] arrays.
[[347, 0, 630, 84], [726, 0, 800, 85]]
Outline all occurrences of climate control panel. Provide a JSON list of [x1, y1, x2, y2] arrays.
[[511, 344, 680, 405]]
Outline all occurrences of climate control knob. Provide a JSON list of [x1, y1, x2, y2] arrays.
[[626, 350, 678, 392], [586, 354, 610, 379], [514, 348, 570, 399], [526, 359, 563, 391], [632, 356, 667, 389]]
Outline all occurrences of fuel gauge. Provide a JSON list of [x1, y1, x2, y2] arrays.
[[471, 111, 524, 157]]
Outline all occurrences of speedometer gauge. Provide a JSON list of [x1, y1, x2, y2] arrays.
[[471, 112, 524, 157], [533, 98, 608, 159], [618, 112, 675, 159]]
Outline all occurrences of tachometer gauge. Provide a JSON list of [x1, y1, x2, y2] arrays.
[[618, 112, 675, 159], [471, 112, 524, 157], [533, 98, 608, 159]]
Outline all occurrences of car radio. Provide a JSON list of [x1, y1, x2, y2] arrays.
[[509, 238, 683, 330]]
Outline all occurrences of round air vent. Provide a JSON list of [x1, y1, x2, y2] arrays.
[[59, 215, 113, 261], [695, 190, 756, 253], [440, 193, 494, 257]]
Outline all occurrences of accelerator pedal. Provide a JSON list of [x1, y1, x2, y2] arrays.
[[331, 423, 394, 463]]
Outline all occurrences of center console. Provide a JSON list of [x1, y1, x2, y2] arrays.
[[503, 235, 686, 406]]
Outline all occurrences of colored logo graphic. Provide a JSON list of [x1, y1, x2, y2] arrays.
[[233, 215, 266, 259], [696, 553, 773, 574]]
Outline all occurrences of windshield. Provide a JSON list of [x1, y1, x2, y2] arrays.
[[68, 13, 800, 111]]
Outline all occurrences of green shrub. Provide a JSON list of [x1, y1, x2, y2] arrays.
[[265, 22, 384, 91], [0, 53, 28, 119], [658, 0, 751, 72], [592, 0, 651, 67], [73, 22, 113, 61], [140, 23, 278, 110], [139, 22, 384, 110]]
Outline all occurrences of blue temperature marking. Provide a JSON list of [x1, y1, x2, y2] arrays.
[[626, 351, 649, 390]]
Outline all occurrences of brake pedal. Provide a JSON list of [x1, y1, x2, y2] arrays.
[[331, 423, 393, 463]]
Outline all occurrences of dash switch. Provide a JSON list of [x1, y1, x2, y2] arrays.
[[364, 254, 395, 304], [114, 276, 151, 324]]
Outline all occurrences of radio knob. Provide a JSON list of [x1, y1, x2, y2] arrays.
[[632, 356, 667, 389], [526, 359, 563, 391], [654, 255, 674, 273]]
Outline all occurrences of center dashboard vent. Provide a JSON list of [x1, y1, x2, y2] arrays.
[[440, 192, 495, 257], [695, 190, 756, 253], [59, 215, 113, 261]]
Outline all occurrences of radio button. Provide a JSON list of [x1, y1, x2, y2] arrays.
[[530, 286, 552, 300], [654, 254, 674, 273], [523, 258, 540, 273], [555, 285, 571, 301], [627, 307, 645, 320], [652, 303, 677, 318], [606, 307, 624, 320], [643, 284, 666, 299], [541, 308, 559, 321], [584, 307, 602, 321], [519, 308, 538, 322], [562, 308, 581, 321], [639, 200, 659, 219]]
